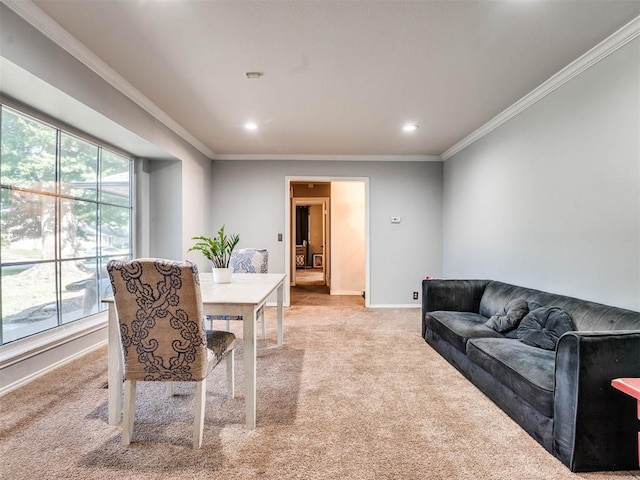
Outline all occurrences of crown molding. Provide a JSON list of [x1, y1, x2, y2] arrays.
[[2, 0, 216, 159], [8, 0, 636, 163], [441, 15, 640, 160], [213, 154, 441, 162]]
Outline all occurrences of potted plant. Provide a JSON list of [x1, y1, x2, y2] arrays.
[[188, 225, 240, 283]]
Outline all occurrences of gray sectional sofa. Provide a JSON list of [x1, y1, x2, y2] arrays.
[[421, 279, 640, 472]]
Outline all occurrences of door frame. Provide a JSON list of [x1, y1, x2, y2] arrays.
[[291, 197, 330, 287], [284, 176, 370, 307]]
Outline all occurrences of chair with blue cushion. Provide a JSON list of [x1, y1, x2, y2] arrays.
[[106, 258, 235, 449], [210, 248, 269, 338]]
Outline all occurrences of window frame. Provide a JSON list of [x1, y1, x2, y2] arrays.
[[0, 98, 134, 346]]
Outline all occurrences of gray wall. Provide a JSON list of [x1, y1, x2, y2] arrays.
[[1, 4, 213, 260], [0, 4, 213, 392], [209, 160, 443, 306], [443, 37, 640, 310], [149, 160, 183, 260]]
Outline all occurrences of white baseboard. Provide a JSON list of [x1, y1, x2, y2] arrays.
[[330, 290, 362, 296], [0, 339, 107, 396], [368, 304, 421, 309]]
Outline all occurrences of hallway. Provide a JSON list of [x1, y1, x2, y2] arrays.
[[294, 268, 325, 286], [290, 284, 365, 307]]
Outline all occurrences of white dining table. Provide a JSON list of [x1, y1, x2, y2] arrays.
[[104, 272, 286, 430]]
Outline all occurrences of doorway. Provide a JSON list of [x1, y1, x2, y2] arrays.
[[292, 196, 329, 288], [285, 177, 369, 307]]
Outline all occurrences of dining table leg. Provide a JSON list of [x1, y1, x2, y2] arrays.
[[277, 282, 284, 347], [242, 304, 257, 430]]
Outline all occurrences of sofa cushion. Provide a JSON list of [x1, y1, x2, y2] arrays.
[[479, 281, 640, 332], [517, 306, 574, 350], [425, 311, 503, 354], [485, 298, 529, 333], [466, 337, 555, 417]]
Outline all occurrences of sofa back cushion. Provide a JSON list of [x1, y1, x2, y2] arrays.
[[479, 281, 640, 332]]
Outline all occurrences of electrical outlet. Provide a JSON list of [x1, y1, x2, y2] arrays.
[[277, 233, 283, 241], [413, 291, 419, 300]]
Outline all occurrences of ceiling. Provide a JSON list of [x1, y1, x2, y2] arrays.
[[15, 1, 640, 159]]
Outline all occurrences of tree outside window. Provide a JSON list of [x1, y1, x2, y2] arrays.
[[0, 105, 132, 344]]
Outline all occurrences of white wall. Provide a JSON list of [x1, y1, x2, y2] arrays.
[[443, 36, 640, 311], [308, 204, 324, 259], [211, 160, 443, 306], [331, 181, 366, 295]]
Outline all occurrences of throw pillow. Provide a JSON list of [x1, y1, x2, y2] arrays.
[[503, 301, 543, 338], [516, 306, 574, 350], [485, 298, 529, 333], [528, 300, 543, 311]]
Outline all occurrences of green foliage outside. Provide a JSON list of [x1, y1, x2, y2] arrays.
[[1, 107, 130, 259], [0, 106, 132, 341]]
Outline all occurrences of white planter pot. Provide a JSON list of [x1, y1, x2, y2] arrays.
[[212, 267, 233, 284]]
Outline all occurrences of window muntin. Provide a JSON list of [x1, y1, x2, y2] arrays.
[[0, 105, 133, 345]]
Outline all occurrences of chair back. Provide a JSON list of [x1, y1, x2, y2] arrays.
[[230, 248, 268, 273], [106, 258, 209, 382]]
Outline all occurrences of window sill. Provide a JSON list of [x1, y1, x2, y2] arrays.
[[0, 312, 108, 369]]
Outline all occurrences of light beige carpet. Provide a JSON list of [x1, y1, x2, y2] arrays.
[[295, 268, 325, 285], [1, 305, 638, 480]]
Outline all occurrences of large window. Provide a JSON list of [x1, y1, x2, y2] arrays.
[[0, 105, 132, 345]]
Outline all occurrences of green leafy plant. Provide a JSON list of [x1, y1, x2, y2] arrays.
[[188, 225, 240, 268]]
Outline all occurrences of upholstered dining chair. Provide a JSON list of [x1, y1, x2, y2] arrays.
[[209, 248, 269, 338], [106, 258, 236, 449], [230, 248, 269, 274]]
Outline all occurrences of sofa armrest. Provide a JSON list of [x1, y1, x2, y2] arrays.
[[422, 279, 490, 314], [553, 330, 640, 472], [422, 280, 491, 339]]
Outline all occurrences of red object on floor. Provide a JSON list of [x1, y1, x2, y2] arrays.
[[611, 377, 640, 467]]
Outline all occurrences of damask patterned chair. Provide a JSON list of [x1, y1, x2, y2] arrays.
[[210, 248, 269, 338], [230, 248, 269, 274], [106, 258, 236, 449]]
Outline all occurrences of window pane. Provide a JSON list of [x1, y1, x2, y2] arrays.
[[0, 108, 56, 193], [60, 133, 98, 201], [0, 190, 56, 262], [101, 204, 130, 254], [1, 264, 58, 343], [60, 198, 97, 260], [101, 150, 130, 206], [61, 260, 112, 322]]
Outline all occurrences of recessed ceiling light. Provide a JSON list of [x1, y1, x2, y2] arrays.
[[402, 124, 419, 132], [244, 122, 258, 131]]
